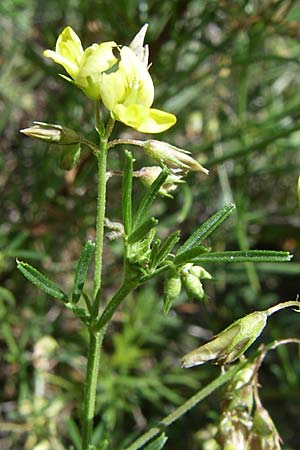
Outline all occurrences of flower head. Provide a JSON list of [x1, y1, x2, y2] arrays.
[[44, 26, 117, 99], [99, 46, 176, 133]]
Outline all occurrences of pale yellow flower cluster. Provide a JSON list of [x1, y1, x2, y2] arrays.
[[44, 26, 176, 133]]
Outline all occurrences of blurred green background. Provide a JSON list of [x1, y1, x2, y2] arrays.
[[1, 0, 300, 449]]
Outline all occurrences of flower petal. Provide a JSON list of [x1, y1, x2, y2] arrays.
[[119, 46, 154, 107], [75, 41, 118, 99], [44, 27, 84, 78], [113, 104, 176, 133], [138, 108, 177, 133]]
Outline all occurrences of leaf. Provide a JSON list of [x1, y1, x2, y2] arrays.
[[190, 250, 292, 264], [174, 245, 208, 266], [133, 168, 169, 229], [123, 150, 133, 235], [142, 434, 168, 450], [66, 417, 81, 450], [17, 261, 68, 302], [151, 230, 180, 268], [176, 203, 235, 256], [72, 240, 95, 303], [59, 143, 81, 170], [128, 218, 158, 244], [5, 249, 46, 260]]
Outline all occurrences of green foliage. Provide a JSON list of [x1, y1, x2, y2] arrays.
[[17, 261, 69, 302], [72, 240, 95, 304]]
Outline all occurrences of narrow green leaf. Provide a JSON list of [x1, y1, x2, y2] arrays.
[[5, 249, 46, 260], [191, 250, 292, 264], [176, 203, 235, 256], [128, 218, 158, 244], [151, 230, 181, 268], [123, 150, 133, 235], [134, 168, 169, 229], [17, 261, 68, 302], [174, 245, 208, 266], [142, 434, 168, 450], [72, 240, 95, 303], [5, 231, 29, 251], [66, 417, 81, 450], [149, 238, 161, 267]]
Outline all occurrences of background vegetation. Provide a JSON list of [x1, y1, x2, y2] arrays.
[[1, 0, 300, 449]]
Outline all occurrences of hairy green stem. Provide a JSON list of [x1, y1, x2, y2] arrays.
[[81, 106, 108, 449], [81, 330, 104, 450], [125, 360, 248, 450], [92, 143, 108, 315]]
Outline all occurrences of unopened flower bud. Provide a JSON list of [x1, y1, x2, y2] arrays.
[[182, 272, 205, 301], [138, 166, 184, 197], [181, 309, 268, 368], [142, 140, 208, 174], [20, 122, 80, 145], [190, 265, 212, 280], [163, 272, 182, 314]]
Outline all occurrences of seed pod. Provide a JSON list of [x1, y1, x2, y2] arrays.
[[190, 265, 212, 280], [163, 272, 182, 314], [182, 272, 205, 301], [181, 310, 268, 367], [249, 406, 281, 449]]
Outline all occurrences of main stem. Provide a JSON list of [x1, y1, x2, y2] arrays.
[[82, 127, 108, 449], [92, 141, 108, 315], [81, 330, 104, 449]]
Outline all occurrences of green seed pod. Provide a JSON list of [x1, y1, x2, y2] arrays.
[[181, 310, 268, 368], [249, 405, 282, 450], [163, 272, 182, 314], [190, 265, 212, 280], [182, 272, 205, 301], [252, 406, 281, 448]]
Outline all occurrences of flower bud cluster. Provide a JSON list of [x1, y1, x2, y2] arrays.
[[163, 263, 212, 314]]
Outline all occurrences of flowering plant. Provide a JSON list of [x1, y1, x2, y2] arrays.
[[19, 24, 297, 450]]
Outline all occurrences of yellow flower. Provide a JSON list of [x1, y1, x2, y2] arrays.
[[99, 46, 176, 133], [43, 26, 117, 99]]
